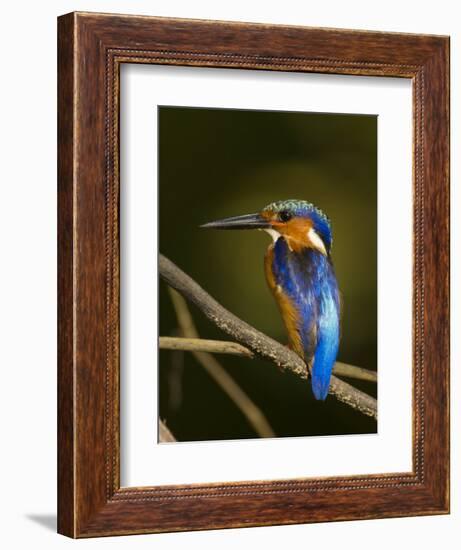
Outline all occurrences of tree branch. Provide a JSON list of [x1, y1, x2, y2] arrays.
[[159, 253, 377, 420], [159, 336, 377, 383], [159, 419, 176, 442]]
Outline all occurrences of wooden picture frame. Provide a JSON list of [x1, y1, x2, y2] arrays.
[[57, 12, 450, 538]]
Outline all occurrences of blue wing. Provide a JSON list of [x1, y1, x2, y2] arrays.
[[272, 238, 340, 400]]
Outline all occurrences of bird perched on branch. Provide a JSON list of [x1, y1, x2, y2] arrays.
[[201, 199, 340, 400]]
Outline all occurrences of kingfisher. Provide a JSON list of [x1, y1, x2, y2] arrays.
[[201, 199, 340, 400]]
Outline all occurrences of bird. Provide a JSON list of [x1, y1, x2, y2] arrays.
[[200, 199, 340, 400]]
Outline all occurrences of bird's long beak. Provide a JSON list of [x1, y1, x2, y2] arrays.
[[200, 212, 270, 230]]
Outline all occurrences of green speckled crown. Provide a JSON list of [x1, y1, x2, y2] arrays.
[[263, 199, 330, 224]]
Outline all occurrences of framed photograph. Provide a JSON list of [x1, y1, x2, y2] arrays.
[[58, 12, 449, 537]]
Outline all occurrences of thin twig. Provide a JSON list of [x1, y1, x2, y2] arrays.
[[159, 419, 176, 442], [159, 336, 254, 358], [159, 336, 377, 383], [167, 329, 185, 413], [159, 254, 377, 420], [332, 362, 377, 383], [168, 288, 276, 438]]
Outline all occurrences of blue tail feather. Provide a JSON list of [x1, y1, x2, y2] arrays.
[[311, 270, 340, 400], [311, 310, 340, 400]]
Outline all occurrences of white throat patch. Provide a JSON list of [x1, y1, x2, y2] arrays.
[[263, 228, 281, 243], [307, 227, 327, 255]]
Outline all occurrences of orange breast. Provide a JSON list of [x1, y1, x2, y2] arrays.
[[264, 245, 304, 357]]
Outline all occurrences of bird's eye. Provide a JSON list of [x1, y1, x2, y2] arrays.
[[279, 210, 292, 223]]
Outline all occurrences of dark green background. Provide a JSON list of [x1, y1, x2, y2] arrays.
[[158, 106, 377, 441]]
